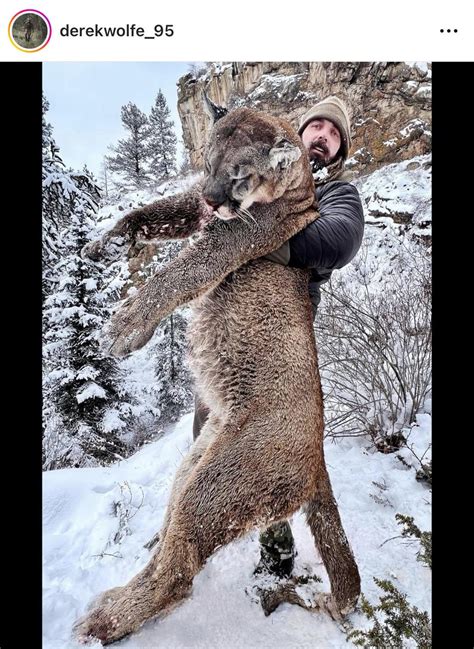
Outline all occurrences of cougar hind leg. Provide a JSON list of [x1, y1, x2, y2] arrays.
[[150, 411, 219, 551], [256, 464, 360, 620], [304, 464, 361, 615], [73, 413, 319, 645], [88, 412, 219, 617]]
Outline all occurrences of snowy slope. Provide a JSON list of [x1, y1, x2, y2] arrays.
[[43, 412, 431, 649]]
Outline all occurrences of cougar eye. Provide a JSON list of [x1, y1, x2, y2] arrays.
[[233, 177, 250, 192], [232, 164, 251, 179]]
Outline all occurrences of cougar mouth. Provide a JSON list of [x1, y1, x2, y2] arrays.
[[214, 198, 258, 226], [214, 204, 236, 220]]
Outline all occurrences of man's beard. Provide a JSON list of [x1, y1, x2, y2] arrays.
[[310, 157, 327, 173], [309, 140, 330, 173]]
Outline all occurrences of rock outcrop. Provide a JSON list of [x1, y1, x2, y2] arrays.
[[177, 62, 431, 176]]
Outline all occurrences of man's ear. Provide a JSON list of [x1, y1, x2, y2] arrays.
[[269, 138, 302, 170]]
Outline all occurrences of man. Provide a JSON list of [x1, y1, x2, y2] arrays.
[[193, 95, 365, 578], [24, 16, 33, 42]]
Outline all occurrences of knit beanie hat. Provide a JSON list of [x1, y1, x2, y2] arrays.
[[298, 96, 352, 160]]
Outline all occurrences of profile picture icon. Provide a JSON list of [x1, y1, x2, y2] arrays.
[[9, 9, 51, 52]]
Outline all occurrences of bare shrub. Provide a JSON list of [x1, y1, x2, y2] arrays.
[[316, 233, 431, 444]]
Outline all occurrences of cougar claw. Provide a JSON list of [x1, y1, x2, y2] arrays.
[[81, 235, 128, 264], [81, 240, 104, 262]]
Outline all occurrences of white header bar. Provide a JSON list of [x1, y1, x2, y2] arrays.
[[1, 0, 472, 61]]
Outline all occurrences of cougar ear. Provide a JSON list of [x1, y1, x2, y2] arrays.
[[203, 92, 228, 124], [269, 138, 302, 170]]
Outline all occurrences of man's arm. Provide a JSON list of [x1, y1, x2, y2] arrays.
[[288, 181, 365, 270]]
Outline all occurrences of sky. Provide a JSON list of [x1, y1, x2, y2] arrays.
[[43, 62, 197, 178]]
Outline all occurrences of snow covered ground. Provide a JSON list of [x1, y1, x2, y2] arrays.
[[43, 411, 431, 648]]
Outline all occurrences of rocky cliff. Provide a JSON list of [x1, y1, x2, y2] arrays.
[[177, 62, 431, 176]]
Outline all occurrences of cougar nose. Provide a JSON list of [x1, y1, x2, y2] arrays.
[[202, 182, 227, 210], [203, 197, 222, 210]]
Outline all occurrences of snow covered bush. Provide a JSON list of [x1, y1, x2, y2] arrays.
[[348, 577, 432, 648], [316, 232, 431, 446]]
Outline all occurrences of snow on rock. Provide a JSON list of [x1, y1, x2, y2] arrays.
[[354, 153, 431, 229], [43, 412, 431, 648], [404, 61, 431, 78]]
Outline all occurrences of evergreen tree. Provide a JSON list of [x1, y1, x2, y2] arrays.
[[43, 168, 135, 469], [154, 307, 193, 423], [107, 102, 151, 190], [147, 90, 177, 184], [42, 94, 71, 291], [178, 139, 193, 175], [143, 242, 193, 423]]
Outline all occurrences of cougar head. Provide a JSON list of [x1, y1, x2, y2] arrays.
[[202, 106, 310, 221]]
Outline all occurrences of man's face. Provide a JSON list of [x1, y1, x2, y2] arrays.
[[301, 118, 342, 166]]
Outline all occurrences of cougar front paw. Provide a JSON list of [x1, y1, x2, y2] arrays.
[[100, 294, 159, 358], [81, 234, 128, 264]]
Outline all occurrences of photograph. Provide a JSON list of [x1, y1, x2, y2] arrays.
[[10, 10, 50, 51], [41, 61, 432, 648]]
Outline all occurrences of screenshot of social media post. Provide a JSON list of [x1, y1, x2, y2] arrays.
[[3, 0, 466, 646]]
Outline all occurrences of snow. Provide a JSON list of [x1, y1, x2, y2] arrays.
[[247, 73, 308, 103], [404, 62, 431, 78], [102, 408, 128, 433], [76, 366, 100, 381], [354, 153, 431, 229], [76, 381, 107, 404], [43, 412, 431, 648], [415, 85, 432, 99], [82, 278, 98, 291], [399, 119, 431, 138]]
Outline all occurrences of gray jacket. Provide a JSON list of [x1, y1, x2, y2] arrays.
[[266, 181, 365, 317]]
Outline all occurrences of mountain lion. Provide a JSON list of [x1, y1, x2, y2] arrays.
[[74, 103, 360, 645]]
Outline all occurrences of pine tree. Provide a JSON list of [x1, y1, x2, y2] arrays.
[[143, 242, 193, 423], [348, 578, 431, 648], [42, 94, 71, 293], [43, 168, 135, 469], [178, 139, 193, 176], [147, 90, 177, 184], [154, 308, 193, 423], [107, 102, 151, 190]]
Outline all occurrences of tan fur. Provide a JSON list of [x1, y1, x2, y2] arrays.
[[75, 107, 360, 645]]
